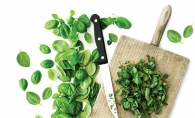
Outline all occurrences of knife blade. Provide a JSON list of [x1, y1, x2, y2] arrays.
[[90, 14, 118, 118]]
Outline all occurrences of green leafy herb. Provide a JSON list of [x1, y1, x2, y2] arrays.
[[42, 87, 52, 100], [167, 30, 182, 43], [40, 59, 54, 69], [51, 14, 59, 19], [91, 48, 99, 62], [115, 17, 132, 29], [75, 69, 88, 80], [107, 40, 112, 45], [52, 40, 70, 52], [26, 91, 41, 105], [16, 51, 30, 67], [45, 20, 59, 30], [19, 78, 28, 91], [84, 32, 93, 43], [60, 23, 70, 39], [39, 44, 51, 54], [109, 33, 118, 42], [78, 14, 90, 28], [52, 27, 61, 36], [70, 10, 75, 17], [183, 24, 193, 38], [35, 115, 43, 118], [48, 68, 57, 81], [116, 55, 168, 117], [31, 70, 42, 85], [74, 20, 87, 33]]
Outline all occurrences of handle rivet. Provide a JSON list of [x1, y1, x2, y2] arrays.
[[98, 37, 101, 41], [101, 56, 104, 59], [94, 19, 98, 22]]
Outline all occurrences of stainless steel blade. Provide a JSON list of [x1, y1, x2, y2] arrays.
[[100, 64, 118, 118]]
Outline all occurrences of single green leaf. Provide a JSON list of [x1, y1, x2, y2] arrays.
[[52, 27, 61, 36], [31, 70, 42, 85], [183, 24, 193, 38], [74, 20, 87, 33], [58, 83, 75, 97], [40, 59, 54, 69], [68, 17, 75, 25], [56, 65, 66, 76], [26, 91, 41, 105], [19, 78, 28, 91], [69, 25, 77, 39], [86, 62, 96, 76], [80, 76, 92, 90], [70, 10, 75, 17], [48, 68, 57, 80], [39, 44, 51, 54], [16, 51, 30, 67], [58, 75, 71, 82], [109, 33, 118, 42], [42, 87, 52, 100], [84, 32, 93, 43], [51, 14, 59, 19], [107, 40, 112, 45], [52, 93, 60, 99], [75, 69, 88, 80], [167, 30, 182, 43], [60, 23, 70, 39], [91, 48, 99, 62], [115, 17, 132, 29], [101, 17, 116, 26], [70, 52, 78, 66], [133, 72, 142, 85], [54, 52, 64, 63], [100, 19, 108, 30], [62, 48, 77, 60], [76, 40, 84, 50], [45, 20, 59, 30], [52, 40, 69, 52], [78, 14, 90, 28], [83, 102, 92, 117], [35, 115, 43, 118], [70, 34, 79, 47]]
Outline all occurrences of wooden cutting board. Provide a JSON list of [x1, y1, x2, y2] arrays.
[[90, 5, 190, 118]]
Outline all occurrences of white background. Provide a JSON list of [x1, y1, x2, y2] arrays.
[[0, 0, 195, 118]]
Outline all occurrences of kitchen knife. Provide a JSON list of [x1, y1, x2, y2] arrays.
[[90, 14, 118, 118]]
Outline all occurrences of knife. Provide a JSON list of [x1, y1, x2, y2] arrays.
[[90, 14, 118, 118]]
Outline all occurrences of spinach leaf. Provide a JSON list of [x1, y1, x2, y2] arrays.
[[74, 20, 87, 33], [52, 40, 69, 53], [16, 51, 30, 67], [58, 83, 75, 97], [53, 27, 61, 36], [70, 52, 78, 66], [91, 48, 99, 62], [109, 33, 118, 42], [31, 70, 42, 85], [35, 115, 43, 118], [51, 14, 59, 19], [86, 62, 96, 76], [60, 23, 70, 39], [40, 59, 54, 69], [42, 87, 52, 100], [39, 44, 51, 54], [183, 24, 193, 38], [26, 91, 41, 105], [78, 14, 90, 28], [51, 113, 73, 118], [167, 30, 182, 43], [45, 20, 59, 30], [62, 48, 77, 60], [48, 68, 57, 81], [70, 10, 75, 17], [19, 78, 28, 91], [115, 17, 132, 29], [84, 32, 93, 43]]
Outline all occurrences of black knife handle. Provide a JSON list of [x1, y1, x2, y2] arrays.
[[90, 14, 108, 64]]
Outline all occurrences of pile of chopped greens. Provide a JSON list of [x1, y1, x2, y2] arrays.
[[115, 55, 169, 118]]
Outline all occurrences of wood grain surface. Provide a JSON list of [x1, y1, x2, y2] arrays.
[[90, 35, 190, 118]]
